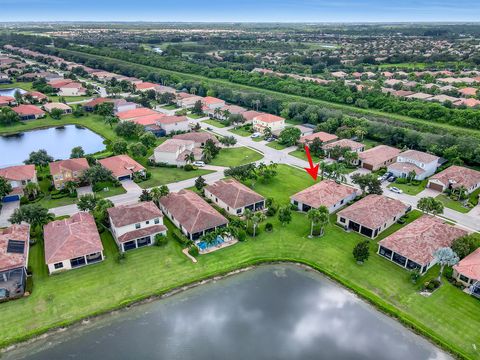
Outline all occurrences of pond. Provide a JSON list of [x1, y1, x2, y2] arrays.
[[0, 125, 106, 167], [0, 88, 27, 97], [3, 265, 450, 360]]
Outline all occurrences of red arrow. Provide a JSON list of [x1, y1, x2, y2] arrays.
[[304, 145, 319, 180]]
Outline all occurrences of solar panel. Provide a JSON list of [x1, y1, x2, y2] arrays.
[[7, 240, 25, 254]]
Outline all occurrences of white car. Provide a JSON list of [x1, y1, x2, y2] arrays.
[[193, 161, 205, 167], [250, 132, 262, 138], [389, 187, 403, 194]]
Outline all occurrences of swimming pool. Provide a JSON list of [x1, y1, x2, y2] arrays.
[[196, 235, 224, 251]]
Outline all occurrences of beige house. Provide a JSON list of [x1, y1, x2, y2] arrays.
[[252, 113, 285, 133], [358, 145, 401, 171], [49, 158, 90, 190], [152, 139, 200, 166]]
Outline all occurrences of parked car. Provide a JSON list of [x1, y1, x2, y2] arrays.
[[265, 137, 275, 142], [193, 161, 205, 167], [251, 132, 262, 138], [387, 176, 396, 182], [389, 186, 403, 194]]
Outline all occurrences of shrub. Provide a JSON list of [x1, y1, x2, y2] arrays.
[[443, 267, 453, 280], [353, 241, 370, 263], [188, 245, 199, 257], [184, 164, 194, 171], [410, 269, 421, 284], [266, 205, 277, 217], [154, 233, 168, 247], [20, 196, 29, 205], [265, 223, 273, 232], [396, 178, 408, 184], [116, 252, 127, 264], [171, 227, 192, 247], [236, 229, 247, 242], [289, 203, 298, 211], [454, 281, 464, 288]]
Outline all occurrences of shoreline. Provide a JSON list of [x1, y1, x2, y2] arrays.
[[0, 260, 463, 359]]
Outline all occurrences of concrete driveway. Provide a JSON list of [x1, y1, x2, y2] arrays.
[[0, 201, 20, 227], [120, 179, 143, 193]]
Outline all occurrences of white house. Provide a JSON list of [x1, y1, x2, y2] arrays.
[[252, 113, 285, 133], [388, 150, 440, 180], [157, 115, 190, 134], [152, 139, 200, 166], [108, 202, 167, 252]]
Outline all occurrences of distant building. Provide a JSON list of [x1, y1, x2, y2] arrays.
[[358, 145, 400, 171]]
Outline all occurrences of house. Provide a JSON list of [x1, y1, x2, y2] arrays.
[[458, 87, 478, 97], [44, 212, 104, 274], [24, 91, 48, 103], [252, 113, 285, 133], [113, 99, 137, 114], [43, 102, 72, 115], [322, 139, 365, 162], [117, 107, 158, 121], [155, 85, 176, 95], [108, 202, 167, 252], [11, 104, 45, 120], [331, 71, 348, 79], [157, 115, 189, 134], [49, 158, 90, 190], [291, 180, 357, 213], [455, 98, 480, 108], [294, 124, 315, 137], [427, 165, 480, 194], [0, 165, 37, 202], [159, 189, 228, 240], [50, 80, 87, 96], [378, 215, 467, 274], [388, 150, 440, 181], [205, 179, 265, 216], [405, 92, 433, 100], [202, 96, 225, 110], [172, 132, 219, 147], [209, 104, 246, 119], [453, 248, 480, 288], [241, 110, 263, 123], [135, 82, 159, 92], [337, 195, 409, 239], [98, 155, 146, 181], [0, 224, 30, 300], [298, 131, 338, 146], [176, 94, 203, 108], [83, 97, 112, 111], [0, 95, 15, 106], [127, 113, 165, 128], [152, 139, 200, 166], [358, 145, 401, 171]]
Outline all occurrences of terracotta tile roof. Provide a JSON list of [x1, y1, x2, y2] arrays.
[[205, 179, 264, 209], [160, 189, 228, 235], [12, 104, 45, 116], [155, 139, 194, 153], [43, 102, 72, 112], [173, 132, 219, 144], [323, 138, 365, 151], [456, 98, 480, 108], [454, 248, 480, 281], [0, 95, 15, 105], [25, 91, 47, 100], [0, 165, 36, 181], [84, 97, 112, 107], [49, 158, 89, 177], [135, 82, 158, 90], [157, 115, 188, 125], [379, 215, 467, 266], [359, 145, 401, 167], [337, 194, 408, 230], [219, 105, 246, 114], [48, 79, 72, 88], [202, 96, 225, 105], [129, 113, 165, 126], [429, 165, 480, 190], [98, 155, 145, 178], [241, 110, 262, 121], [108, 201, 163, 228], [117, 108, 157, 120], [44, 212, 103, 264], [299, 132, 338, 144], [253, 113, 285, 123], [291, 180, 357, 209], [0, 224, 30, 272], [458, 87, 478, 96], [399, 149, 439, 164], [117, 224, 167, 243], [388, 162, 425, 175]]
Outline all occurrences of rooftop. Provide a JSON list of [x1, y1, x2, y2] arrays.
[[430, 165, 480, 190], [0, 164, 36, 181], [108, 201, 163, 228], [0, 224, 30, 272], [400, 149, 440, 164], [453, 248, 480, 281], [291, 180, 357, 209], [98, 155, 145, 178], [359, 145, 401, 166], [117, 107, 158, 120], [49, 158, 89, 176], [205, 179, 264, 209]]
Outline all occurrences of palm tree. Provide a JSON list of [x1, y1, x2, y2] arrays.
[[307, 208, 320, 237], [24, 182, 40, 200], [150, 185, 169, 206], [252, 212, 266, 237], [202, 147, 213, 163], [222, 109, 231, 120], [213, 107, 221, 119], [343, 151, 358, 166], [184, 152, 195, 164], [320, 161, 329, 180], [243, 208, 253, 229], [316, 206, 330, 237], [252, 99, 261, 111]]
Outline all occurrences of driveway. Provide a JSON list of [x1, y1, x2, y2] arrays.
[[77, 185, 93, 197], [0, 201, 20, 227], [120, 179, 143, 193]]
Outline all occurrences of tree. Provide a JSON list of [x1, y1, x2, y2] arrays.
[[224, 163, 257, 182], [64, 180, 77, 195], [417, 197, 444, 215], [81, 165, 115, 185], [353, 241, 370, 263], [184, 152, 195, 164], [251, 212, 266, 237], [129, 142, 148, 158], [278, 206, 292, 226], [263, 127, 272, 138], [95, 102, 114, 117], [195, 176, 207, 191], [451, 233, 480, 259], [23, 181, 40, 200], [243, 208, 253, 229], [77, 194, 97, 212], [278, 127, 301, 146], [139, 189, 153, 202], [351, 173, 382, 195], [140, 132, 157, 148], [192, 100, 203, 115], [219, 136, 237, 147], [309, 138, 324, 158], [24, 149, 53, 167], [104, 115, 119, 128], [70, 146, 85, 159], [93, 198, 114, 226], [115, 121, 145, 139], [9, 204, 54, 231], [256, 162, 278, 183], [343, 151, 358, 165], [0, 177, 13, 199], [112, 140, 128, 155], [50, 108, 64, 120], [433, 247, 459, 281], [0, 107, 20, 125], [72, 105, 85, 118], [150, 185, 169, 205], [307, 206, 329, 237]]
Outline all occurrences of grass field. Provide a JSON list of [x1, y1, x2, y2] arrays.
[[202, 119, 226, 128], [266, 141, 288, 150], [138, 167, 213, 189], [187, 113, 206, 120], [436, 194, 471, 214], [388, 180, 428, 196], [0, 165, 478, 360], [229, 126, 252, 137], [289, 148, 321, 163], [210, 147, 263, 167]]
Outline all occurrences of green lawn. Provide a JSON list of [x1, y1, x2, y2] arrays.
[[202, 119, 226, 128], [388, 180, 427, 196], [210, 147, 263, 167], [266, 141, 288, 150], [187, 113, 206, 119], [161, 104, 179, 110], [229, 126, 252, 137], [138, 167, 214, 189], [95, 185, 127, 199], [436, 194, 471, 214], [289, 148, 321, 163], [0, 81, 35, 92], [0, 164, 478, 359], [55, 95, 92, 103]]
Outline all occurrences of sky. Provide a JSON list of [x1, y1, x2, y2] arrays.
[[1, 0, 479, 22]]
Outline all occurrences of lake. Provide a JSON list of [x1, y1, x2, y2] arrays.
[[3, 265, 450, 360], [0, 88, 27, 97], [0, 125, 106, 167]]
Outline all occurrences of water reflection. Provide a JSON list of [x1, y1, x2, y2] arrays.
[[4, 265, 450, 360]]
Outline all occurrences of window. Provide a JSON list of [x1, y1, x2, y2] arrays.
[[54, 262, 63, 269], [7, 240, 25, 254], [146, 220, 150, 225], [237, 209, 242, 214], [154, 218, 160, 224], [339, 217, 345, 223], [135, 223, 141, 229]]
